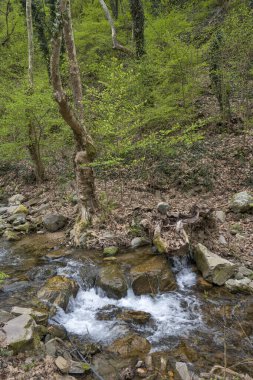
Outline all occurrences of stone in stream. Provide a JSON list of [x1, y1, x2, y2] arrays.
[[194, 243, 236, 285], [43, 213, 67, 232], [130, 256, 177, 295], [107, 333, 151, 358], [117, 310, 152, 325], [96, 264, 127, 299], [37, 275, 79, 310], [130, 237, 150, 249], [0, 314, 37, 353], [103, 246, 119, 256]]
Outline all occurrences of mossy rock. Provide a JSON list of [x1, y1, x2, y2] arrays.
[[13, 205, 28, 215], [103, 246, 119, 256]]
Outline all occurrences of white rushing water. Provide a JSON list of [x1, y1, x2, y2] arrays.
[[55, 257, 202, 347]]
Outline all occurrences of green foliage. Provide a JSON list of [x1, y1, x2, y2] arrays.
[[0, 271, 9, 283]]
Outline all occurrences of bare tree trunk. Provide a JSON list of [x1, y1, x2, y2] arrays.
[[99, 0, 133, 55], [129, 0, 145, 58], [26, 0, 45, 182], [51, 0, 97, 232]]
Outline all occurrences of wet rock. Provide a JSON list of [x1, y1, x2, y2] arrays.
[[43, 214, 67, 232], [37, 275, 79, 310], [47, 324, 67, 340], [3, 230, 21, 241], [176, 362, 191, 380], [2, 281, 29, 292], [213, 210, 226, 223], [103, 246, 119, 256], [194, 243, 236, 285], [55, 356, 70, 374], [96, 305, 122, 320], [196, 276, 213, 290], [8, 194, 25, 205], [0, 310, 13, 324], [225, 278, 253, 294], [229, 191, 253, 213], [97, 264, 127, 299], [45, 250, 71, 259], [0, 314, 36, 353], [130, 256, 177, 295], [107, 334, 151, 358], [117, 310, 151, 325], [130, 237, 150, 249], [157, 202, 169, 215], [27, 265, 58, 281]]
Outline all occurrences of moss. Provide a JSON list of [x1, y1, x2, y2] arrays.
[[82, 363, 91, 372], [153, 236, 167, 254], [0, 271, 9, 283], [103, 246, 119, 256]]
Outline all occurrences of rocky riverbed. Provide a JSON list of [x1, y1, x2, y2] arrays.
[[0, 233, 252, 380]]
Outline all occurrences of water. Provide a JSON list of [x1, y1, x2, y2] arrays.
[[55, 257, 202, 348]]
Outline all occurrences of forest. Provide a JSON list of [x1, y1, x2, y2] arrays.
[[0, 1, 253, 379]]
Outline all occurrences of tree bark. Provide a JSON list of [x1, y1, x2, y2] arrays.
[[26, 0, 45, 182], [129, 0, 145, 58], [99, 0, 133, 55], [51, 0, 97, 229]]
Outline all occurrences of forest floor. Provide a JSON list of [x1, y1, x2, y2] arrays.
[[1, 132, 253, 269]]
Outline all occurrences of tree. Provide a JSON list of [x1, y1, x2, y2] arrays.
[[26, 0, 45, 182], [51, 0, 97, 237], [129, 0, 145, 58]]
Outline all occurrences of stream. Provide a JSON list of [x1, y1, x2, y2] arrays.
[[0, 234, 252, 378]]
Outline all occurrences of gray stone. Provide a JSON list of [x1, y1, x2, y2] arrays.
[[213, 210, 226, 223], [194, 243, 236, 285], [2, 281, 29, 293], [176, 362, 191, 380], [0, 310, 13, 324], [157, 202, 169, 215], [218, 235, 227, 245], [131, 237, 150, 249], [43, 214, 67, 232], [55, 356, 70, 374], [0, 314, 36, 352], [225, 278, 253, 294], [97, 264, 127, 299], [0, 207, 8, 215], [11, 306, 48, 324], [8, 194, 25, 205], [229, 191, 253, 213]]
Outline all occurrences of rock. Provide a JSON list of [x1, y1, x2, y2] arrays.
[[130, 237, 150, 249], [229, 191, 253, 213], [103, 246, 119, 256], [97, 264, 127, 299], [107, 334, 151, 358], [117, 310, 151, 325], [45, 250, 71, 259], [9, 213, 27, 225], [0, 310, 13, 324], [2, 281, 29, 293], [196, 277, 213, 290], [194, 243, 236, 285], [47, 324, 67, 340], [0, 207, 8, 215], [153, 228, 167, 254], [235, 266, 253, 280], [130, 256, 177, 295], [218, 235, 227, 245], [45, 337, 70, 358], [11, 306, 48, 325], [55, 356, 70, 374], [13, 222, 30, 233], [43, 214, 67, 232], [175, 362, 191, 380], [27, 265, 58, 281], [0, 314, 36, 352], [69, 361, 90, 375], [37, 275, 79, 310], [157, 202, 169, 215], [213, 210, 226, 223], [13, 204, 28, 215], [3, 230, 21, 241], [225, 278, 253, 294], [136, 367, 148, 378], [37, 203, 51, 213], [8, 194, 25, 205]]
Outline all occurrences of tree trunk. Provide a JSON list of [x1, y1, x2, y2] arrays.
[[110, 0, 118, 19], [129, 0, 145, 58], [51, 0, 97, 230], [26, 0, 45, 182]]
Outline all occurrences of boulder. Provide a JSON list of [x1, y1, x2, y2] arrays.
[[0, 314, 36, 352], [194, 243, 236, 285], [107, 334, 151, 358], [130, 256, 177, 295], [103, 246, 119, 256], [97, 264, 127, 299], [11, 306, 48, 325], [157, 202, 169, 215], [43, 214, 67, 232], [8, 194, 25, 205], [37, 275, 79, 310], [229, 191, 253, 213], [225, 278, 253, 294], [130, 237, 150, 249]]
